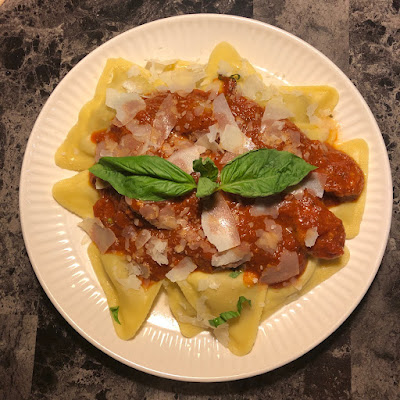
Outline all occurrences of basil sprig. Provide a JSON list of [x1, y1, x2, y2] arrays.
[[90, 149, 316, 201], [193, 157, 219, 198], [110, 306, 121, 325], [209, 296, 251, 328], [90, 155, 196, 201]]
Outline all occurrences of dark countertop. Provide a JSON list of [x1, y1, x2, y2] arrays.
[[0, 1, 399, 399]]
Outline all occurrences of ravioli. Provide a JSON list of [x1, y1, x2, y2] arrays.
[[53, 170, 99, 219], [177, 272, 267, 356], [261, 247, 350, 321], [163, 281, 204, 338], [53, 171, 162, 339], [53, 42, 368, 356], [88, 244, 162, 340]]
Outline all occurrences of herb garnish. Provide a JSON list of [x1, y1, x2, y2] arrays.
[[219, 149, 316, 197], [218, 73, 241, 81], [90, 155, 196, 201], [110, 306, 121, 325], [229, 270, 242, 278], [209, 296, 251, 328], [90, 149, 316, 201], [193, 157, 219, 198]]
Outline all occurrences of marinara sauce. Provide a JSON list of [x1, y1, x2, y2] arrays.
[[90, 77, 363, 285]]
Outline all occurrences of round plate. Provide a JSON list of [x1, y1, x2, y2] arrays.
[[20, 14, 392, 382]]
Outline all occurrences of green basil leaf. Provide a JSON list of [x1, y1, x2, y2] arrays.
[[98, 155, 196, 184], [209, 312, 239, 328], [109, 306, 121, 325], [237, 296, 252, 313], [193, 157, 219, 181], [229, 270, 242, 278], [208, 295, 251, 328], [220, 149, 317, 198], [90, 156, 196, 201], [196, 177, 219, 198], [219, 310, 240, 320], [209, 316, 226, 328]]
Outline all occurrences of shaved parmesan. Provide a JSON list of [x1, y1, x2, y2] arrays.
[[95, 138, 117, 162], [114, 133, 147, 157], [213, 94, 255, 154], [153, 94, 177, 145], [105, 88, 146, 125], [219, 124, 255, 154], [78, 218, 116, 254], [211, 243, 252, 268], [260, 250, 300, 285], [196, 125, 222, 153], [127, 65, 143, 78], [115, 273, 141, 290], [159, 67, 206, 93], [307, 103, 322, 125], [115, 262, 142, 290], [146, 237, 169, 265], [135, 229, 151, 249], [201, 192, 241, 252], [290, 171, 327, 198], [238, 75, 276, 103], [305, 227, 319, 247], [213, 93, 236, 130], [261, 96, 294, 132], [255, 231, 280, 253], [167, 145, 206, 174], [157, 205, 178, 230], [95, 178, 109, 190], [217, 60, 234, 77], [249, 199, 280, 218], [124, 122, 152, 149], [165, 257, 197, 282], [122, 80, 142, 94]]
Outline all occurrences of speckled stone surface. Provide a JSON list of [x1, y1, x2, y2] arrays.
[[0, 0, 399, 399]]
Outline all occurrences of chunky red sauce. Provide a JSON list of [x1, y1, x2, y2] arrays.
[[90, 77, 364, 285]]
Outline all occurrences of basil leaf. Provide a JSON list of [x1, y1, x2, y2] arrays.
[[220, 149, 316, 198], [209, 312, 239, 328], [237, 296, 252, 313], [193, 157, 219, 181], [90, 150, 315, 201], [110, 306, 121, 325], [208, 296, 252, 328], [219, 310, 240, 320], [209, 316, 226, 328], [98, 155, 196, 184], [229, 270, 242, 278], [90, 156, 196, 201], [196, 177, 219, 198]]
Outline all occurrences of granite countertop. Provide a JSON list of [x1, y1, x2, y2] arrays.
[[0, 1, 399, 399]]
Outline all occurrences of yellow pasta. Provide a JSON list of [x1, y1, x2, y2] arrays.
[[88, 245, 162, 340], [52, 171, 99, 219], [53, 42, 368, 355]]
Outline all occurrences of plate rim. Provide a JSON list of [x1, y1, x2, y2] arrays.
[[19, 13, 393, 382]]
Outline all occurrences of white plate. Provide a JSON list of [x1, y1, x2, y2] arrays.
[[20, 14, 392, 382]]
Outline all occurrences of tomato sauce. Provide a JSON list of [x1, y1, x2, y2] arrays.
[[91, 77, 364, 284]]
